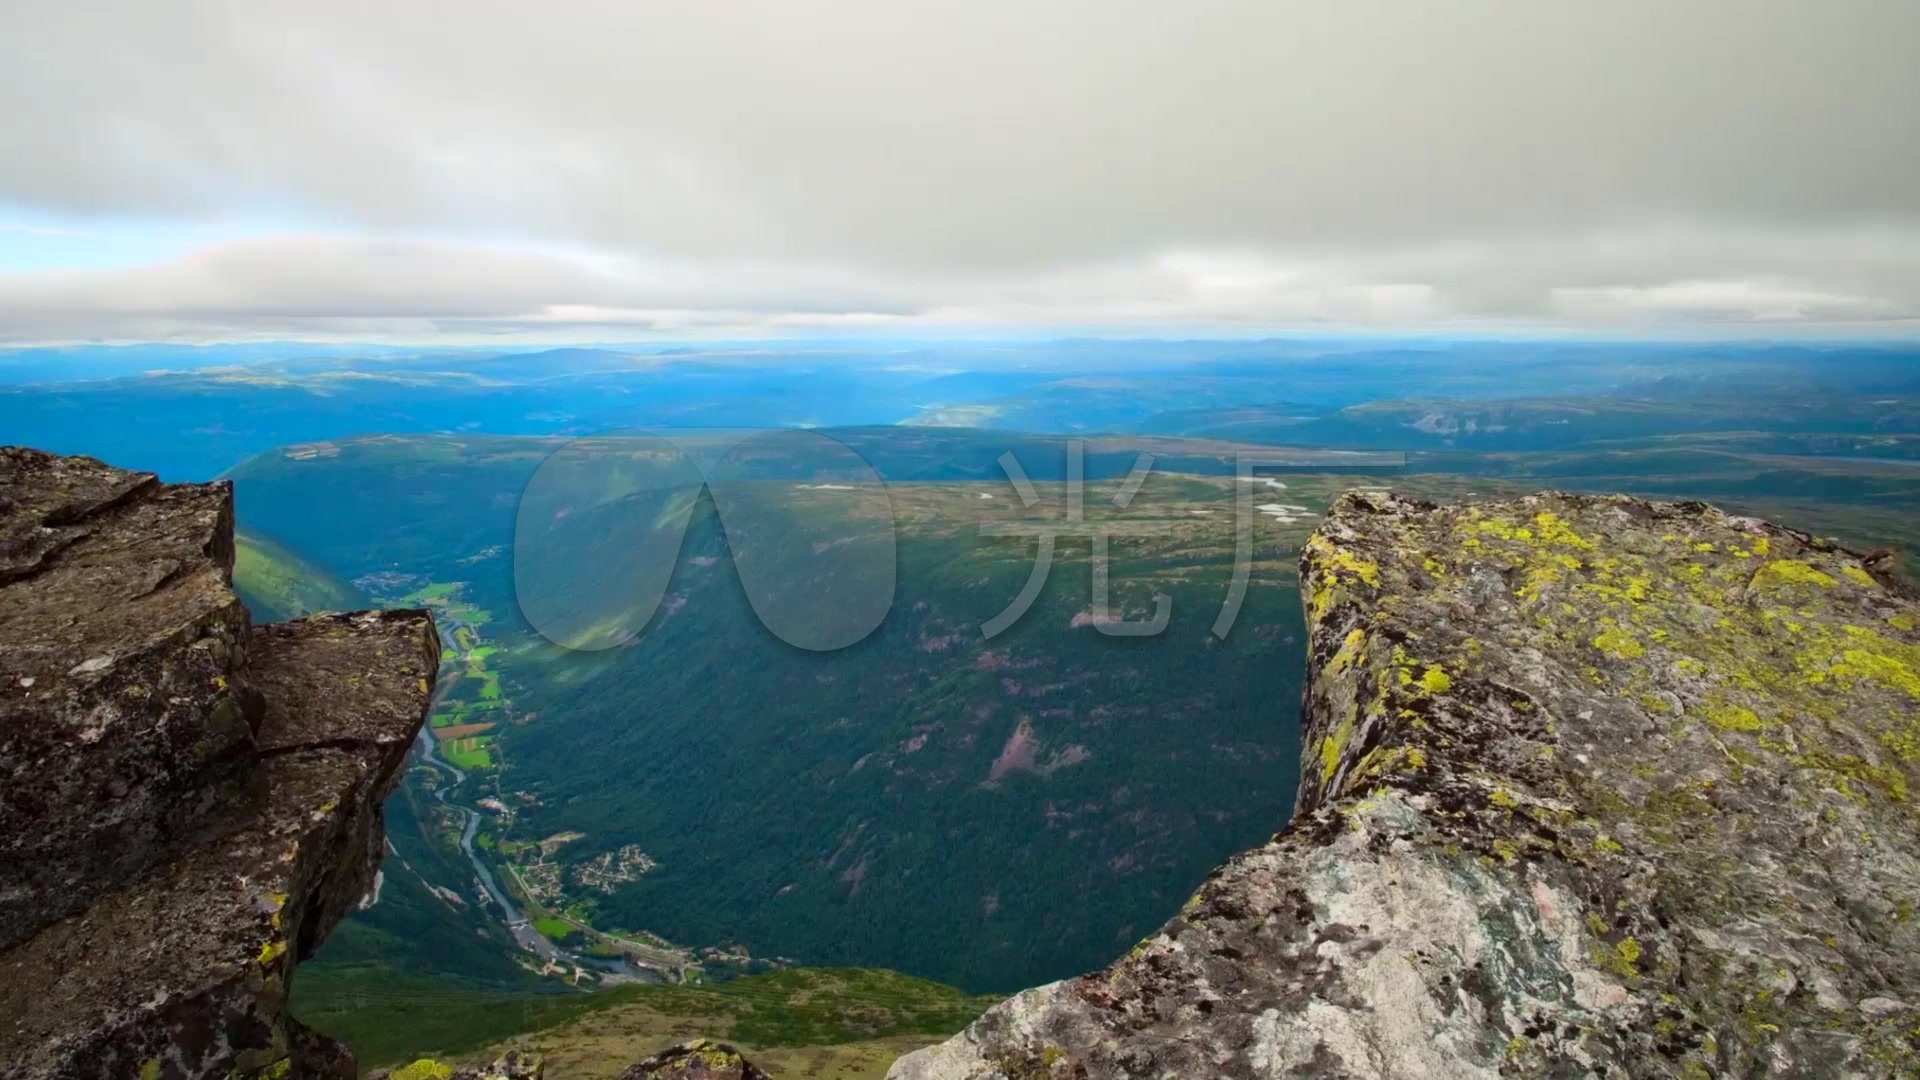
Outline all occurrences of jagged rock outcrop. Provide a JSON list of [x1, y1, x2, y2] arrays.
[[892, 492, 1920, 1078], [0, 449, 439, 1079], [0, 449, 256, 951]]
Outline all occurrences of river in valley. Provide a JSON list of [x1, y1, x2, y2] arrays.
[[411, 727, 661, 983]]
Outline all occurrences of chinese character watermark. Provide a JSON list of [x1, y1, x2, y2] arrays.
[[511, 427, 1403, 652], [978, 440, 1175, 638]]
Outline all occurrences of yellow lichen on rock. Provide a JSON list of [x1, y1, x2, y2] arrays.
[[1756, 559, 1838, 589], [1284, 491, 1920, 1074], [1591, 622, 1645, 660]]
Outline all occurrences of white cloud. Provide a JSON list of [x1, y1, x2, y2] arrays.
[[3, 227, 1920, 343], [1, 1, 1917, 340], [1552, 280, 1898, 324]]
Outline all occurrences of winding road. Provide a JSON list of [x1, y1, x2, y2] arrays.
[[412, 728, 553, 957], [411, 726, 657, 982], [404, 596, 669, 983]]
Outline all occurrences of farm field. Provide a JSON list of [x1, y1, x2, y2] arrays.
[[442, 735, 495, 770], [393, 579, 513, 772]]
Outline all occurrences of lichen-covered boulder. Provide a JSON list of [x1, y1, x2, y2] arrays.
[[0, 448, 257, 949], [890, 492, 1920, 1078], [617, 1040, 772, 1079]]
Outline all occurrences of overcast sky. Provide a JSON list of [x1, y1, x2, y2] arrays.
[[3, 1, 1917, 343]]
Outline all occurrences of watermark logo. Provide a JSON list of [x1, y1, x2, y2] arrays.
[[979, 442, 1173, 638], [513, 428, 1402, 652], [514, 428, 895, 653]]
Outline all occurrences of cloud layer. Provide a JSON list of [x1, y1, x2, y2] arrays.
[[4, 1, 1918, 340]]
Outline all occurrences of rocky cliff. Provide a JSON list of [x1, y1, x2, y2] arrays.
[[0, 449, 440, 1078], [892, 492, 1920, 1078]]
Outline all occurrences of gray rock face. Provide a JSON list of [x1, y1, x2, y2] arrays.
[[891, 492, 1920, 1078], [0, 448, 256, 950], [0, 449, 438, 1079]]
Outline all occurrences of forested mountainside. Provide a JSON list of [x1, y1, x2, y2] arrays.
[[228, 431, 1332, 995]]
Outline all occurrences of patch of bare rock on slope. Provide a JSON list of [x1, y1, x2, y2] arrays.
[[892, 491, 1920, 1078]]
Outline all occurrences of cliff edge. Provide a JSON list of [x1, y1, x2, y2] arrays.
[[0, 448, 440, 1078], [892, 492, 1920, 1078]]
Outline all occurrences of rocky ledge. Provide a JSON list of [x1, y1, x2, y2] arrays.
[[0, 449, 439, 1078], [893, 492, 1920, 1078]]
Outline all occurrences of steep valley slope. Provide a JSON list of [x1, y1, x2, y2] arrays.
[[228, 431, 1379, 998]]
